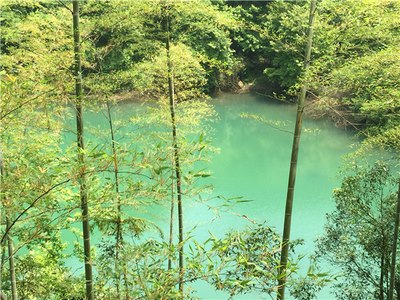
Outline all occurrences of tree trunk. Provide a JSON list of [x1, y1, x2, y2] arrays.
[[277, 1, 317, 299], [165, 6, 185, 295], [1, 150, 17, 300], [395, 278, 400, 300], [380, 240, 385, 300], [389, 180, 400, 300], [72, 2, 93, 299], [168, 155, 175, 271], [0, 238, 5, 297], [380, 189, 385, 300], [6, 218, 17, 300], [0, 152, 6, 298]]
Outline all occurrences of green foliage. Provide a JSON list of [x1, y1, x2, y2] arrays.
[[14, 240, 84, 300], [229, 0, 400, 144], [261, 1, 309, 95], [84, 79, 217, 296], [82, 0, 238, 95], [82, 0, 161, 72], [289, 257, 334, 300], [0, 5, 73, 95], [312, 0, 400, 143], [201, 224, 289, 296], [95, 224, 298, 299], [171, 0, 239, 91], [317, 162, 399, 299], [1, 73, 78, 300], [1, 0, 399, 298], [362, 125, 400, 152], [314, 0, 400, 73], [323, 46, 400, 133], [131, 43, 208, 101], [97, 239, 184, 299]]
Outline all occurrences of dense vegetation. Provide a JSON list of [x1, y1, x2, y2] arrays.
[[0, 0, 399, 299], [2, 0, 399, 139]]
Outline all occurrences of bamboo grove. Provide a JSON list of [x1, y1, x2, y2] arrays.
[[1, 0, 399, 299]]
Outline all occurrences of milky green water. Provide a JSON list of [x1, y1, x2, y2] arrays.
[[64, 93, 358, 299], [185, 94, 356, 299]]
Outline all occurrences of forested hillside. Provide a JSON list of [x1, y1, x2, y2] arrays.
[[0, 0, 399, 299], [2, 0, 399, 138]]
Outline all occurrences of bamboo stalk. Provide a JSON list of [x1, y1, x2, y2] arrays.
[[72, 2, 93, 299], [277, 1, 317, 299], [165, 5, 185, 295]]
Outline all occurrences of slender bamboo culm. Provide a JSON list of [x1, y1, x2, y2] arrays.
[[164, 4, 185, 296], [1, 150, 18, 300], [6, 217, 17, 300], [72, 1, 94, 299], [168, 154, 175, 271], [0, 238, 6, 299], [277, 1, 317, 299], [106, 102, 129, 300]]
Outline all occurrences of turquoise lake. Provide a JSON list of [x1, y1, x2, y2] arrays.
[[63, 93, 359, 299]]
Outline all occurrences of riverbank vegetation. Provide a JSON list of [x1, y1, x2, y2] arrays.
[[1, 0, 399, 299]]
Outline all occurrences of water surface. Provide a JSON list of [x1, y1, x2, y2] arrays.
[[64, 93, 358, 299], [185, 94, 356, 299]]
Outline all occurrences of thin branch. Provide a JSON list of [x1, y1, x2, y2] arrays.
[[0, 178, 72, 244], [0, 88, 57, 120], [255, 92, 295, 105], [55, 0, 73, 13], [0, 206, 78, 267], [307, 91, 361, 131], [241, 113, 294, 135], [0, 168, 152, 243]]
